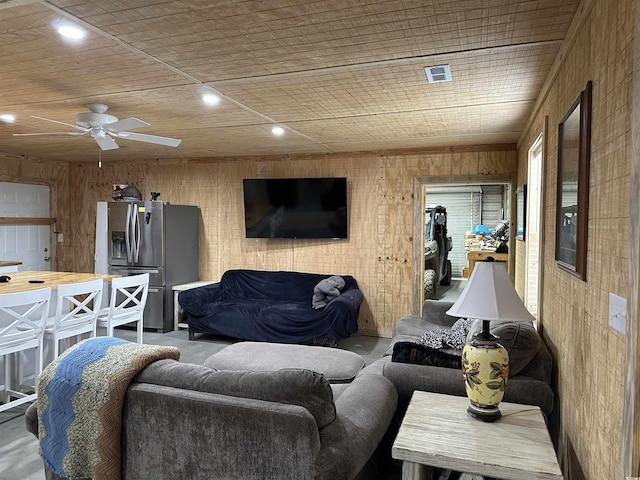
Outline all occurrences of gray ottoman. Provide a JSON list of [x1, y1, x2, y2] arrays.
[[204, 341, 365, 383]]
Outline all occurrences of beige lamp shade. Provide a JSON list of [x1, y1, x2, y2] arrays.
[[446, 261, 534, 323]]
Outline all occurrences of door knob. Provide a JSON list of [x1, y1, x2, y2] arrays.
[[44, 256, 51, 262]]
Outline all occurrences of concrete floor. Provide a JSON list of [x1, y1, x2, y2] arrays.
[[435, 278, 466, 303], [0, 328, 397, 480]]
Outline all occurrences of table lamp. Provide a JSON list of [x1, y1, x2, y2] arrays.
[[446, 260, 534, 422]]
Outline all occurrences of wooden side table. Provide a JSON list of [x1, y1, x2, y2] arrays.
[[172, 280, 217, 331], [392, 391, 563, 480]]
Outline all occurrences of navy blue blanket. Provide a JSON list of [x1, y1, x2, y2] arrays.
[[179, 269, 363, 343]]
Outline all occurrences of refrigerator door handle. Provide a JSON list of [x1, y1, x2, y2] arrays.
[[111, 267, 160, 275], [125, 203, 133, 263], [133, 205, 141, 263]]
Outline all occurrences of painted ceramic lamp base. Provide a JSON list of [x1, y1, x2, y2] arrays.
[[462, 328, 509, 423]]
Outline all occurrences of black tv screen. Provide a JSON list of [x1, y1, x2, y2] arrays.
[[243, 177, 348, 239]]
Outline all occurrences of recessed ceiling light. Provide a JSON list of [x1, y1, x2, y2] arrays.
[[201, 93, 220, 105], [0, 114, 16, 123], [271, 126, 285, 136], [53, 21, 85, 40]]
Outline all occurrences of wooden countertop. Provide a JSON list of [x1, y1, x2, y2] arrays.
[[0, 271, 119, 294], [0, 261, 22, 267]]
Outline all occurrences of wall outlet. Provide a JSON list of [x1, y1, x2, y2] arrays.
[[609, 293, 626, 335]]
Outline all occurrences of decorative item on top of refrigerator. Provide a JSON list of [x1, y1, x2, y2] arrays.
[[97, 199, 199, 332]]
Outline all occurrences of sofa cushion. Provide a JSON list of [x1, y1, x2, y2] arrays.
[[204, 341, 365, 383], [421, 300, 461, 327], [134, 359, 336, 428], [467, 320, 541, 376]]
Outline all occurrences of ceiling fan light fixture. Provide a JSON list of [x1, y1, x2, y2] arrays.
[[14, 104, 181, 151], [0, 114, 16, 123]]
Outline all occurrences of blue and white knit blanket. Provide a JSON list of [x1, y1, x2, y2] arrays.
[[37, 337, 180, 480]]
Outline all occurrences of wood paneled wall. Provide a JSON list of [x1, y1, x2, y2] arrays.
[[57, 147, 516, 337], [517, 0, 633, 477]]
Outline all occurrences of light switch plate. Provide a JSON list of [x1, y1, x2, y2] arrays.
[[609, 293, 626, 335]]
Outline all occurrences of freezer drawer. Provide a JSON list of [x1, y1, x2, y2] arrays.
[[108, 266, 167, 331], [144, 286, 164, 331], [101, 283, 165, 332], [109, 266, 164, 286]]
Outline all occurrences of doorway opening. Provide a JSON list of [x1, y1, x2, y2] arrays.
[[526, 134, 544, 324], [413, 175, 516, 314]]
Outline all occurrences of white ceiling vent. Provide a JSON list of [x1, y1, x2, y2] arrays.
[[424, 65, 452, 83]]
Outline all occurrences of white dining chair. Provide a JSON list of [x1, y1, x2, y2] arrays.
[[97, 273, 149, 344], [44, 279, 104, 361], [0, 287, 51, 413]]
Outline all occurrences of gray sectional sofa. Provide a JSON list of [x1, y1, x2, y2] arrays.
[[362, 299, 555, 417], [24, 299, 554, 479], [26, 346, 397, 480]]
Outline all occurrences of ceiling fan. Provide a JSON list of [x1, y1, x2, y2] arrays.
[[13, 103, 181, 151]]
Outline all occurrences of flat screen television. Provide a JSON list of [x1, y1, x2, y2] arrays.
[[243, 177, 348, 239]]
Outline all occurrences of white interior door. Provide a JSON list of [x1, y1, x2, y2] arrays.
[[0, 181, 51, 271]]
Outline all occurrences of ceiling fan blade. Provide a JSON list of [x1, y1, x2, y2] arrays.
[[32, 115, 87, 131], [13, 131, 87, 137], [106, 117, 149, 133], [94, 135, 119, 151], [115, 132, 182, 147]]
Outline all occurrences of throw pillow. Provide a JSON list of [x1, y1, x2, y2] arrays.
[[312, 275, 345, 309], [391, 341, 462, 369], [466, 320, 541, 377], [135, 360, 336, 428], [420, 317, 473, 350]]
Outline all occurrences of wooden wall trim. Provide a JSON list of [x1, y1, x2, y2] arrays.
[[413, 178, 426, 316], [538, 116, 549, 337], [0, 217, 56, 225], [66, 144, 519, 168], [623, 0, 640, 475], [380, 144, 517, 156]]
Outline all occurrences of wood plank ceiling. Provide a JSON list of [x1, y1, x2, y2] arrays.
[[0, 0, 581, 163]]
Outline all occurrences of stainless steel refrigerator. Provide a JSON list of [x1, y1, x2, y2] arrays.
[[107, 201, 199, 332]]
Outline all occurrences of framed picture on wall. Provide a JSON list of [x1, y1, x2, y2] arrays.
[[516, 185, 526, 241], [555, 80, 592, 281]]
